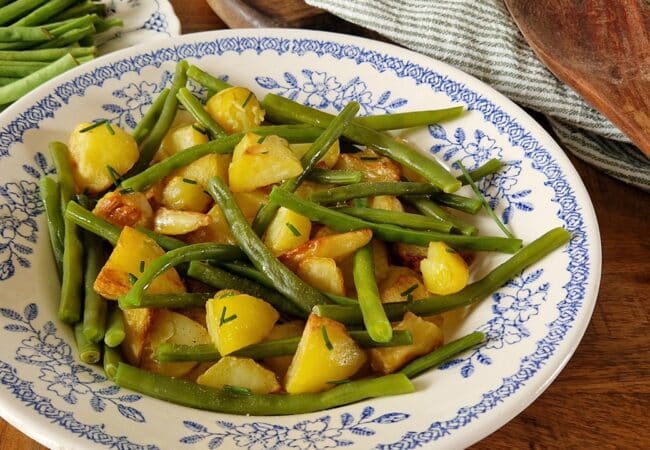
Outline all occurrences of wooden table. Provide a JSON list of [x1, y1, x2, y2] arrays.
[[1, 1, 649, 448]]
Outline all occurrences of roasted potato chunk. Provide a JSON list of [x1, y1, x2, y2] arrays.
[[378, 266, 429, 303], [197, 356, 281, 394], [205, 293, 279, 356], [263, 321, 305, 379], [184, 204, 236, 245], [161, 176, 212, 212], [229, 133, 303, 192], [153, 207, 211, 235], [296, 257, 345, 296], [155, 123, 209, 162], [206, 86, 264, 133], [263, 207, 311, 256], [94, 227, 185, 300], [93, 190, 153, 229], [333, 149, 401, 182], [369, 312, 443, 374], [68, 121, 139, 193], [121, 308, 153, 365], [232, 189, 268, 223], [394, 243, 429, 271], [289, 140, 340, 168], [420, 242, 469, 295], [368, 195, 404, 212], [285, 314, 366, 394]]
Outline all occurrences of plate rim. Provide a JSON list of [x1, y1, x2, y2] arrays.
[[0, 28, 602, 449]]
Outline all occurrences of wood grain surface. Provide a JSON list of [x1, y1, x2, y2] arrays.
[[1, 1, 649, 448]]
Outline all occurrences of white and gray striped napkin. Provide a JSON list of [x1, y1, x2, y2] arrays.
[[307, 0, 650, 189]]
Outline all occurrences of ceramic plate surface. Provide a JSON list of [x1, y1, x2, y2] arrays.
[[0, 29, 600, 449]]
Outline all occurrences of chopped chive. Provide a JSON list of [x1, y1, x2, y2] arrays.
[[80, 120, 108, 133], [104, 121, 115, 135], [400, 284, 418, 297], [139, 260, 145, 273], [192, 124, 207, 135], [321, 325, 333, 350], [257, 135, 267, 144], [223, 385, 252, 396], [456, 160, 514, 239], [360, 156, 380, 161], [327, 379, 351, 385], [106, 165, 121, 185], [182, 178, 197, 185], [241, 92, 254, 108], [406, 294, 414, 303], [285, 222, 301, 237], [219, 306, 237, 326], [128, 273, 138, 285]]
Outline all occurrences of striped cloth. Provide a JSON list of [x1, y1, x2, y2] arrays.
[[306, 0, 650, 189]]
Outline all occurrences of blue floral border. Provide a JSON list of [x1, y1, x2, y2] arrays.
[[0, 35, 589, 448]]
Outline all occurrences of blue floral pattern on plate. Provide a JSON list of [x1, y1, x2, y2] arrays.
[[0, 33, 594, 449]]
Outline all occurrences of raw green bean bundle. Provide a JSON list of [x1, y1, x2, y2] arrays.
[[313, 227, 571, 325], [207, 176, 330, 314], [270, 187, 523, 252], [115, 363, 414, 415]]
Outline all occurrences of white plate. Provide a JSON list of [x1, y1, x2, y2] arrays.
[[0, 29, 600, 449]]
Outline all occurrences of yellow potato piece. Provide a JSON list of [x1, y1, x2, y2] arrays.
[[420, 242, 469, 295], [289, 140, 340, 168], [263, 321, 305, 379], [153, 207, 211, 235], [161, 176, 212, 212], [279, 229, 373, 271], [228, 133, 303, 192], [141, 310, 211, 377], [296, 257, 345, 296], [184, 204, 236, 245], [368, 195, 404, 212], [197, 356, 280, 394], [174, 153, 230, 187], [334, 149, 401, 182], [263, 207, 311, 256], [285, 314, 366, 394], [93, 190, 153, 229], [232, 189, 269, 223], [378, 266, 428, 303], [205, 293, 279, 356], [68, 121, 139, 193], [94, 227, 185, 300], [369, 312, 443, 374], [206, 86, 265, 133], [155, 123, 209, 162], [121, 308, 153, 365]]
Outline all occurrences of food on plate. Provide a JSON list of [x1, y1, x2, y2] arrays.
[[40, 60, 570, 415]]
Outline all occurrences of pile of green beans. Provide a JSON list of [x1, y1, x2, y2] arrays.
[[38, 59, 572, 418], [0, 0, 123, 107]]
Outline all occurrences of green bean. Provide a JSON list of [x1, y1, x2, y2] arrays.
[[45, 13, 96, 36], [458, 158, 502, 185], [119, 292, 212, 310], [11, 0, 78, 26], [120, 125, 324, 192], [434, 192, 482, 214], [116, 363, 414, 415], [187, 261, 306, 318], [322, 292, 358, 306], [51, 1, 105, 22], [0, 0, 48, 26], [35, 24, 95, 49], [0, 46, 94, 61], [0, 53, 76, 104], [0, 26, 51, 41], [132, 88, 169, 143], [82, 231, 107, 343], [270, 188, 522, 252], [156, 331, 413, 362], [338, 207, 453, 233], [94, 17, 122, 33], [207, 177, 330, 314], [39, 176, 64, 272], [403, 196, 477, 236], [262, 93, 461, 193], [354, 106, 465, 130], [64, 201, 187, 251], [103, 345, 123, 380], [310, 181, 439, 204], [306, 168, 362, 185], [74, 323, 101, 364], [353, 197, 369, 208], [104, 306, 125, 348], [0, 60, 49, 77], [176, 87, 226, 139], [186, 64, 231, 92], [457, 160, 513, 237], [252, 101, 360, 235], [0, 76, 17, 85], [314, 227, 570, 325], [353, 243, 392, 343], [57, 221, 82, 325], [400, 331, 485, 378], [120, 243, 245, 307], [49, 141, 75, 204], [130, 60, 188, 175]]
